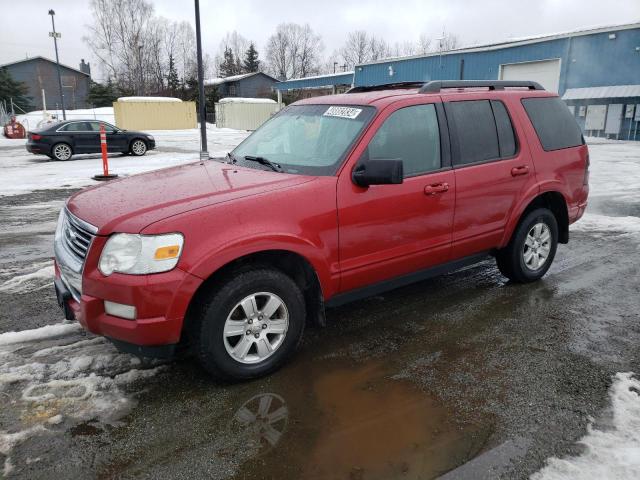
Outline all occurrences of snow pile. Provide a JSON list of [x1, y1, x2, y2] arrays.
[[0, 322, 166, 475], [16, 107, 115, 132], [117, 96, 182, 103], [204, 72, 256, 86], [572, 214, 640, 236], [532, 372, 640, 480], [0, 262, 54, 295], [218, 97, 277, 104]]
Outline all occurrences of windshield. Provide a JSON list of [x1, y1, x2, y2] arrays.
[[232, 104, 375, 175]]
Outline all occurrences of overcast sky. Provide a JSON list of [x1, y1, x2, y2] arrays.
[[1, 0, 638, 81]]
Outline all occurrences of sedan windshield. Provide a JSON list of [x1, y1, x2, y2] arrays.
[[232, 104, 375, 175]]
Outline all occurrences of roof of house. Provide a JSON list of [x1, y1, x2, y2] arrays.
[[562, 85, 640, 100], [357, 21, 640, 67], [0, 56, 90, 77], [203, 71, 278, 87]]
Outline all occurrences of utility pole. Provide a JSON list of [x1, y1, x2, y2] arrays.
[[194, 0, 208, 160], [333, 62, 338, 74], [48, 9, 66, 120]]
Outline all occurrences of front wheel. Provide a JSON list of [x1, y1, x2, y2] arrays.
[[130, 139, 147, 156], [496, 208, 558, 283], [194, 268, 306, 381]]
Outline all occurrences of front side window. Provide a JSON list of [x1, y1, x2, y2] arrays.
[[368, 104, 441, 177], [88, 122, 116, 133], [233, 104, 375, 176]]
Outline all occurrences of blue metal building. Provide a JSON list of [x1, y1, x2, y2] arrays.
[[275, 22, 640, 139]]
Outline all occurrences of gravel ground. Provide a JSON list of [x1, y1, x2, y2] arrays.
[[0, 139, 639, 479]]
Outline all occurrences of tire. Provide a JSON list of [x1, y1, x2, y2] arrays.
[[130, 139, 147, 156], [496, 208, 558, 283], [194, 268, 306, 381], [51, 143, 73, 161]]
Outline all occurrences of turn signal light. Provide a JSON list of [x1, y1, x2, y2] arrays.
[[154, 245, 181, 260]]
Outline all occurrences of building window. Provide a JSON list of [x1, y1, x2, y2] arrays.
[[229, 85, 237, 96]]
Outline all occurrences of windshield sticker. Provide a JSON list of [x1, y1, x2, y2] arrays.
[[323, 106, 363, 119]]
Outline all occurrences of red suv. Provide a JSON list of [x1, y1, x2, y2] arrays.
[[54, 80, 589, 380]]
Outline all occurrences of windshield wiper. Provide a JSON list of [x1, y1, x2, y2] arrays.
[[243, 155, 282, 172]]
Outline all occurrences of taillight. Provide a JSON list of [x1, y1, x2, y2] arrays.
[[583, 153, 590, 186], [31, 133, 42, 140]]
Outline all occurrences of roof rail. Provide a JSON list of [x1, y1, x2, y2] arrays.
[[419, 80, 545, 93], [346, 82, 426, 93]]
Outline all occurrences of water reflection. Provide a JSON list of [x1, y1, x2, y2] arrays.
[[227, 393, 289, 457]]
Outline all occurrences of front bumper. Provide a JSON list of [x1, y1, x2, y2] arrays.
[[54, 259, 201, 350]]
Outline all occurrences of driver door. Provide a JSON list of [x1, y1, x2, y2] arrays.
[[336, 101, 456, 293]]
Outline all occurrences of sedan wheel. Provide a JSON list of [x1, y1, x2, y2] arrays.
[[52, 143, 72, 161], [131, 139, 147, 156]]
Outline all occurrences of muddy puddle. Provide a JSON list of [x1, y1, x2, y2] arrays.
[[230, 359, 489, 480]]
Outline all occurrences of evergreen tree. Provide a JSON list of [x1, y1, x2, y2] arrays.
[[219, 47, 239, 77], [167, 55, 180, 95], [243, 43, 260, 73], [0, 67, 32, 112], [87, 79, 119, 107]]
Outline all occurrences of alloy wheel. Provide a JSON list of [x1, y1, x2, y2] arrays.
[[523, 222, 551, 271], [223, 292, 289, 364]]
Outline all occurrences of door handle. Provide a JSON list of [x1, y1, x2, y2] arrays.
[[511, 165, 529, 177], [424, 182, 449, 195]]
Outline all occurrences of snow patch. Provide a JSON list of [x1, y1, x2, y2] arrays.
[[532, 372, 640, 480], [117, 96, 182, 103], [16, 107, 115, 132], [572, 214, 640, 236], [0, 263, 54, 294], [218, 97, 277, 104], [0, 323, 81, 347], [0, 322, 166, 474]]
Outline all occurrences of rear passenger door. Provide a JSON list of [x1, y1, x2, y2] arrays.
[[443, 97, 536, 259], [60, 121, 96, 153]]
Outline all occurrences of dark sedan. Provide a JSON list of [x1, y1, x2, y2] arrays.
[[26, 120, 155, 161]]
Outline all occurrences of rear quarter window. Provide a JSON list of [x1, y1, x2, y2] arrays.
[[521, 97, 584, 151]]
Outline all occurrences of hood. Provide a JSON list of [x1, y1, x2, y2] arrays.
[[67, 160, 314, 234]]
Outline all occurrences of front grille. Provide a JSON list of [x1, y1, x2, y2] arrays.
[[62, 210, 96, 262]]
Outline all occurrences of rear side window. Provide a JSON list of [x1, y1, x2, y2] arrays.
[[368, 104, 441, 177], [447, 100, 500, 165], [522, 97, 584, 151]]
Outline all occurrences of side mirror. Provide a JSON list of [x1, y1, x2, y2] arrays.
[[352, 156, 403, 187]]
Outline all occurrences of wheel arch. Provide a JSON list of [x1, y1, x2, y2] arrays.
[[51, 141, 74, 158], [182, 249, 326, 346], [503, 190, 569, 247]]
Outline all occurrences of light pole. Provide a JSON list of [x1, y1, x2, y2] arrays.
[[194, 0, 208, 160], [48, 9, 66, 120]]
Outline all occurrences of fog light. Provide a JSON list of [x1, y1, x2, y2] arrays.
[[104, 301, 137, 320]]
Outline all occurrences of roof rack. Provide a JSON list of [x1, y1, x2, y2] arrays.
[[346, 82, 426, 93], [419, 80, 545, 93]]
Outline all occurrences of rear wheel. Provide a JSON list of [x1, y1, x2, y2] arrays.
[[130, 139, 147, 156], [194, 268, 305, 381], [51, 143, 73, 161], [496, 208, 558, 283]]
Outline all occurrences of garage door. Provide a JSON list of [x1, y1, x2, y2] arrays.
[[500, 59, 561, 93]]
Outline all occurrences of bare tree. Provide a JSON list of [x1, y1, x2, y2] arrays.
[[85, 0, 198, 95], [438, 31, 460, 52], [265, 23, 323, 80], [339, 31, 393, 69], [417, 34, 432, 54]]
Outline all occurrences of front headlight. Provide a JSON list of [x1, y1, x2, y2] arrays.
[[146, 135, 154, 141], [98, 233, 184, 276]]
